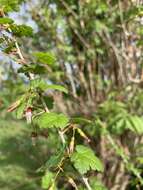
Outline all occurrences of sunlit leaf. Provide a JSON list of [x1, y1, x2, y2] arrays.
[[33, 52, 56, 66], [30, 79, 68, 94], [10, 24, 33, 37], [35, 112, 69, 129], [71, 145, 103, 174], [41, 171, 54, 189], [0, 17, 14, 24]]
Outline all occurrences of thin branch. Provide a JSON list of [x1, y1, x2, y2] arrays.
[[82, 177, 92, 190], [58, 130, 66, 145]]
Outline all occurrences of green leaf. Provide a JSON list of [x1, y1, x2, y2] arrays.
[[18, 64, 46, 74], [71, 145, 103, 174], [90, 178, 108, 190], [109, 114, 126, 135], [3, 42, 15, 53], [10, 24, 33, 37], [0, 17, 14, 24], [41, 171, 54, 189], [127, 115, 143, 134], [71, 117, 92, 124], [30, 79, 47, 90], [33, 52, 56, 66], [35, 112, 69, 129], [30, 79, 68, 94], [46, 84, 68, 94], [42, 96, 54, 110], [0, 0, 24, 12], [46, 148, 65, 169]]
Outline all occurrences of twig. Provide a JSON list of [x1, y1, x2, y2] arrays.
[[68, 177, 78, 190], [82, 177, 92, 190], [58, 130, 66, 145]]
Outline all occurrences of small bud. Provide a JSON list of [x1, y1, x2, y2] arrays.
[[77, 128, 91, 142], [25, 107, 32, 124], [7, 99, 21, 112], [69, 136, 75, 154]]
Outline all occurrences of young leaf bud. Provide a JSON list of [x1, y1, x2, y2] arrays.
[[69, 136, 75, 154], [25, 107, 32, 124]]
